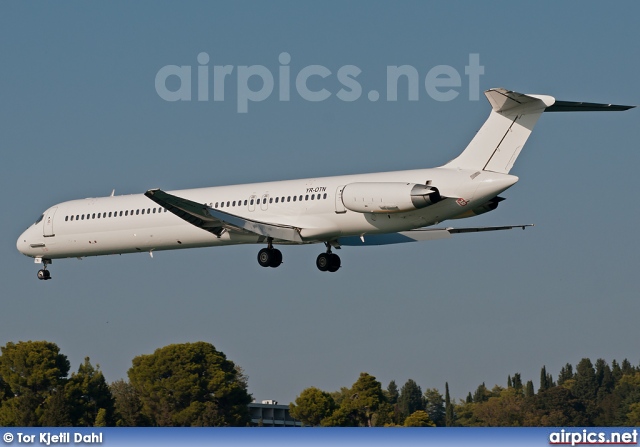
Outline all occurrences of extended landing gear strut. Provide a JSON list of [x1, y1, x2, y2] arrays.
[[37, 259, 52, 280], [257, 238, 283, 268], [316, 243, 341, 273]]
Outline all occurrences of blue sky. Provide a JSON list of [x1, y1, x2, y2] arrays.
[[2, 1, 639, 404]]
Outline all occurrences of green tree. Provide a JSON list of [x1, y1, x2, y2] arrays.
[[610, 372, 640, 425], [386, 380, 399, 405], [558, 363, 574, 386], [573, 358, 598, 424], [94, 408, 107, 427], [530, 386, 587, 426], [39, 389, 71, 427], [398, 379, 423, 419], [110, 379, 149, 427], [65, 357, 115, 426], [423, 388, 445, 427], [539, 366, 554, 392], [525, 380, 535, 398], [0, 341, 70, 426], [322, 373, 386, 427], [445, 382, 454, 427], [473, 383, 490, 403], [621, 359, 634, 375], [403, 410, 435, 427], [289, 387, 336, 426], [595, 359, 614, 400], [128, 342, 251, 426], [512, 373, 523, 394], [473, 388, 525, 426]]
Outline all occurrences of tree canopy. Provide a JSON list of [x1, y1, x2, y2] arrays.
[[127, 342, 251, 426]]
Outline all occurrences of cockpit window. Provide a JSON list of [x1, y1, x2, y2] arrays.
[[34, 214, 44, 225]]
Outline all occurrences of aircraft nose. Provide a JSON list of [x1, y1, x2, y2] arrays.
[[17, 228, 32, 256]]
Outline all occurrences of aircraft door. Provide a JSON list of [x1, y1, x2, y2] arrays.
[[43, 206, 58, 237], [335, 185, 346, 213], [261, 194, 269, 211], [248, 195, 256, 212]]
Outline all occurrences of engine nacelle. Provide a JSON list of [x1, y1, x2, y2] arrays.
[[341, 182, 442, 214]]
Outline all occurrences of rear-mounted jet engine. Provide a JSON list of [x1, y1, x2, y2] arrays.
[[341, 182, 442, 213]]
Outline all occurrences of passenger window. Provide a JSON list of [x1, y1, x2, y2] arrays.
[[250, 199, 254, 205], [233, 201, 236, 206], [65, 216, 69, 221], [244, 200, 248, 205], [82, 215, 85, 220], [215, 202, 218, 207], [70, 216, 74, 221], [287, 197, 291, 202], [76, 215, 80, 220], [136, 210, 140, 215], [275, 197, 279, 203], [141, 209, 145, 215], [311, 194, 315, 200], [323, 193, 327, 199], [300, 195, 303, 201], [293, 196, 296, 202], [269, 198, 273, 203], [97, 213, 101, 219], [147, 208, 150, 214], [226, 201, 230, 207]]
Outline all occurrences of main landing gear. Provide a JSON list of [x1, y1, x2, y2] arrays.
[[316, 243, 341, 273], [256, 240, 341, 272], [257, 238, 283, 268], [37, 259, 52, 280]]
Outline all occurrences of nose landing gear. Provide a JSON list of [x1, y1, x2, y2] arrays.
[[37, 259, 52, 280]]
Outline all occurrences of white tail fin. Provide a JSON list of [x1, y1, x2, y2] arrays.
[[445, 88, 635, 174], [444, 88, 555, 174]]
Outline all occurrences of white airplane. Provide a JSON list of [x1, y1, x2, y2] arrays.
[[17, 88, 633, 280]]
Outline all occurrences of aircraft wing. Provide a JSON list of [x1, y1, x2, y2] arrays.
[[144, 189, 303, 243], [337, 224, 533, 246]]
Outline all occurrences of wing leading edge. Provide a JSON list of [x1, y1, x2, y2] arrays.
[[144, 189, 303, 243]]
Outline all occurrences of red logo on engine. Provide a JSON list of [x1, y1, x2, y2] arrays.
[[456, 198, 468, 206]]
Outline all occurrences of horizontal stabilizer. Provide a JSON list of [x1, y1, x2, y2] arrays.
[[337, 224, 533, 246], [545, 101, 635, 112]]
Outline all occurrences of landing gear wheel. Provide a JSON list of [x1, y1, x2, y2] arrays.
[[316, 253, 330, 272], [327, 253, 341, 272], [37, 269, 51, 280], [258, 248, 283, 268], [269, 249, 282, 268], [258, 248, 272, 267]]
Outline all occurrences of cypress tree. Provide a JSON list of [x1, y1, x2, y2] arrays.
[[525, 380, 534, 398], [445, 382, 454, 427]]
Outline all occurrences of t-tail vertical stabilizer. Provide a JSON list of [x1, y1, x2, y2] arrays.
[[444, 88, 634, 174]]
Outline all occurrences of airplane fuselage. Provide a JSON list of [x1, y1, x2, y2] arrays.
[[17, 167, 517, 261]]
